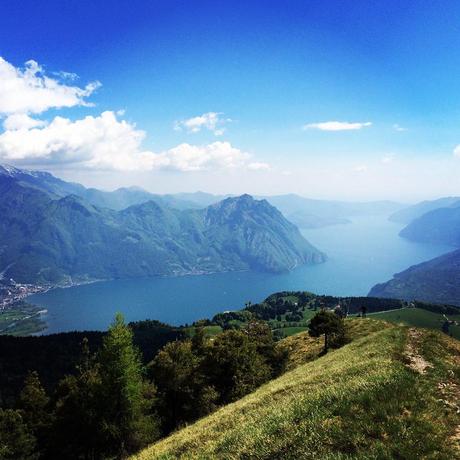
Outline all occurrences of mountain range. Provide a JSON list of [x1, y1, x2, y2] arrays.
[[369, 195, 460, 305], [368, 248, 460, 306], [0, 166, 325, 284], [389, 196, 460, 224], [399, 203, 460, 247]]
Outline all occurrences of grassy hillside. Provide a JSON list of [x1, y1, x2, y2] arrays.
[[133, 321, 460, 459], [370, 307, 460, 340]]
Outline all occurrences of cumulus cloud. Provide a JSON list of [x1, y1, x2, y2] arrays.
[[3, 114, 47, 130], [393, 124, 407, 132], [454, 145, 460, 158], [174, 112, 230, 136], [0, 57, 100, 115], [0, 111, 264, 172], [303, 121, 372, 131], [0, 57, 269, 173]]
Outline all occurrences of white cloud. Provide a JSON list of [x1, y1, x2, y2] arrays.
[[393, 124, 407, 132], [0, 111, 265, 172], [0, 58, 269, 174], [174, 112, 230, 136], [156, 142, 249, 171], [454, 145, 460, 158], [247, 162, 271, 171], [303, 121, 372, 131], [352, 164, 368, 172], [3, 114, 47, 130], [0, 57, 100, 115], [381, 154, 396, 164]]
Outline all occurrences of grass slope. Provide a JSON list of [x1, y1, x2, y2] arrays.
[[133, 320, 460, 459], [371, 307, 460, 340]]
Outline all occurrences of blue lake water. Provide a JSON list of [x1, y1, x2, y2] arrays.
[[30, 216, 453, 334]]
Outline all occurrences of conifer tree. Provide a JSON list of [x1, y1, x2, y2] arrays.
[[97, 313, 158, 457], [18, 371, 52, 456]]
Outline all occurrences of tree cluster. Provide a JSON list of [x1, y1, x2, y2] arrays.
[[0, 316, 287, 459]]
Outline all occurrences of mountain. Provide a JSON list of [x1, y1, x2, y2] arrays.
[[156, 192, 405, 228], [399, 204, 460, 246], [0, 164, 86, 198], [0, 166, 405, 229], [168, 191, 227, 207], [389, 196, 460, 224], [260, 194, 404, 229], [134, 321, 460, 459], [369, 249, 460, 306], [0, 173, 325, 283], [0, 164, 202, 211]]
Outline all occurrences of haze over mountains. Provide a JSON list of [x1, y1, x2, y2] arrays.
[[388, 196, 460, 224], [5, 164, 460, 308], [0, 166, 326, 284], [370, 195, 460, 305]]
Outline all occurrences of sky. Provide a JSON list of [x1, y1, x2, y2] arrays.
[[1, 0, 460, 201]]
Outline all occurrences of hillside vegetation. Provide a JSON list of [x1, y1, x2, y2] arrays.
[[399, 204, 460, 246], [134, 321, 460, 459], [0, 169, 325, 283], [371, 307, 460, 340], [369, 249, 460, 307]]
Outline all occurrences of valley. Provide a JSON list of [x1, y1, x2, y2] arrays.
[[25, 214, 451, 334]]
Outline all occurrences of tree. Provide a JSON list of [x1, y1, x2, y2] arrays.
[[150, 339, 217, 432], [97, 313, 158, 457], [17, 371, 52, 456], [0, 408, 37, 460], [361, 305, 368, 318], [308, 311, 347, 353], [52, 338, 105, 459], [204, 330, 271, 403]]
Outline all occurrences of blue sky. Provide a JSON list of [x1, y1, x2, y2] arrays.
[[1, 0, 460, 200]]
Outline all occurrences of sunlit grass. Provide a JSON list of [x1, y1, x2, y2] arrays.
[[133, 321, 460, 459], [371, 307, 460, 340]]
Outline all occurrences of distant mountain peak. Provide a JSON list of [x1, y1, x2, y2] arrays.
[[0, 164, 51, 178]]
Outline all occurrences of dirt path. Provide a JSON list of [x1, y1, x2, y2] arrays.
[[405, 328, 432, 374]]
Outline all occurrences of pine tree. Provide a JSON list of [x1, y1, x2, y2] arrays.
[[0, 409, 37, 460], [97, 313, 158, 457], [52, 338, 104, 459], [17, 371, 52, 456]]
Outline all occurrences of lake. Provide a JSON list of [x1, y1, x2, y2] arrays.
[[30, 215, 453, 334]]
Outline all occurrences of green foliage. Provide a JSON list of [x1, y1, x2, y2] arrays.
[[133, 327, 460, 460], [0, 320, 181, 406], [371, 307, 460, 340], [204, 329, 272, 403], [0, 303, 46, 336], [369, 247, 460, 307], [0, 409, 37, 460], [97, 313, 158, 457], [17, 372, 52, 456], [51, 339, 105, 459], [150, 340, 217, 432], [0, 175, 324, 284], [308, 310, 348, 352]]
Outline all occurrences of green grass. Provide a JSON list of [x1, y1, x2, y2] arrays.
[[371, 307, 460, 340], [0, 303, 47, 336], [183, 325, 223, 338], [133, 322, 460, 459], [275, 325, 308, 337]]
